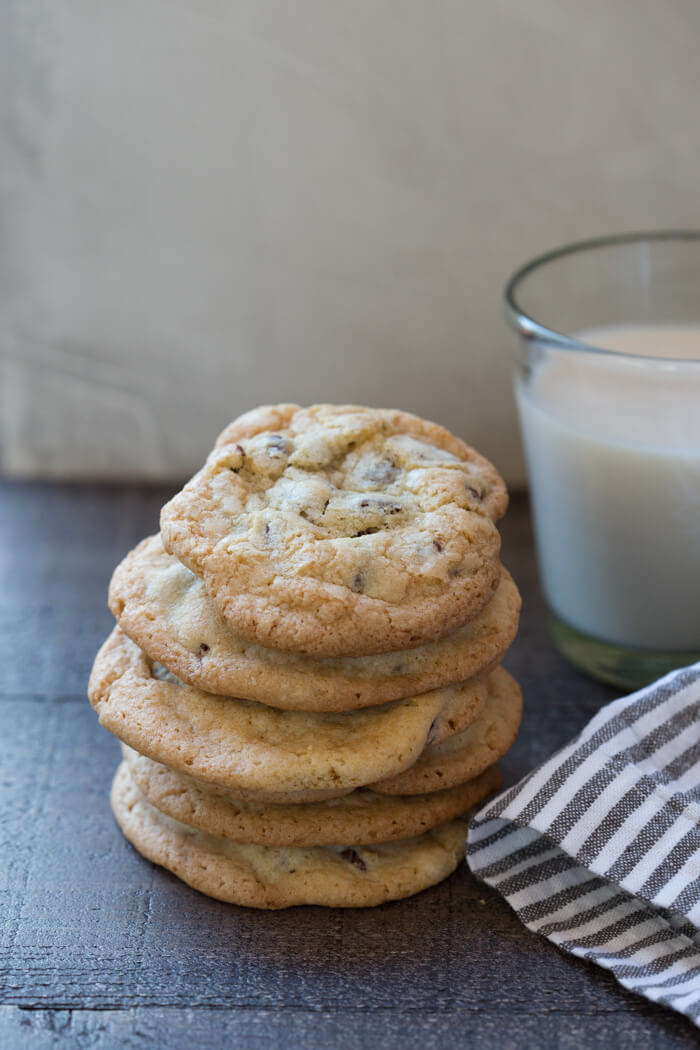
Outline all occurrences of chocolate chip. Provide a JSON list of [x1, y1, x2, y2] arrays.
[[264, 523, 270, 537], [433, 540, 443, 552], [363, 458, 399, 486], [265, 434, 290, 456], [353, 527, 380, 537], [351, 571, 365, 593], [339, 848, 367, 872], [229, 445, 246, 473], [358, 497, 402, 514], [198, 643, 210, 654], [466, 484, 483, 501]]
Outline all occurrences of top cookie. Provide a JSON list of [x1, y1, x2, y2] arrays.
[[160, 404, 507, 657]]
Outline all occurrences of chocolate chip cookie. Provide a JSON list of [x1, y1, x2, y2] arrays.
[[89, 627, 489, 801], [160, 404, 507, 657], [123, 745, 502, 847], [112, 762, 469, 909], [109, 535, 520, 711]]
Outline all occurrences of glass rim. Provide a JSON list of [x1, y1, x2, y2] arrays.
[[504, 229, 700, 364]]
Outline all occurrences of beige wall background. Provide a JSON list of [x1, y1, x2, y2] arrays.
[[2, 0, 699, 484]]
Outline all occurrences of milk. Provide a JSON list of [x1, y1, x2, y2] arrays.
[[516, 324, 700, 650]]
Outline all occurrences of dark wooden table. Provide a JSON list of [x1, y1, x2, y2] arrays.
[[1, 481, 697, 1049]]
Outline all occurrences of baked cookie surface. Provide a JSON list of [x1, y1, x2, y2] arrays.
[[88, 627, 488, 800], [112, 762, 468, 909], [110, 535, 521, 710], [123, 744, 502, 847], [372, 667, 522, 795], [160, 404, 507, 656]]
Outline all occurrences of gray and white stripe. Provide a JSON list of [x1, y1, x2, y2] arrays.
[[467, 662, 700, 1026]]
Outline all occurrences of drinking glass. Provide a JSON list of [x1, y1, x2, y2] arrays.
[[505, 231, 700, 688]]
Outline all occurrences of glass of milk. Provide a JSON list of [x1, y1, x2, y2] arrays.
[[505, 231, 700, 688]]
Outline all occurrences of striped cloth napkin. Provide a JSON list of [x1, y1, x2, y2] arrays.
[[466, 662, 700, 1026]]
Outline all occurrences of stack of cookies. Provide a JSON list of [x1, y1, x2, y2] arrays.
[[88, 404, 522, 909]]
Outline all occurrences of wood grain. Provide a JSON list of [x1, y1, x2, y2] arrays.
[[0, 480, 696, 1048]]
